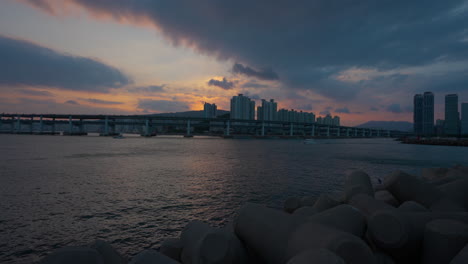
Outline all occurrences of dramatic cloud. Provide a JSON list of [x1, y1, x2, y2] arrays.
[[138, 99, 189, 112], [241, 81, 270, 89], [232, 64, 279, 81], [387, 104, 403, 113], [85, 98, 123, 105], [18, 89, 53, 96], [207, 77, 235, 90], [16, 0, 468, 101], [0, 34, 131, 92], [130, 85, 166, 93], [335, 107, 351, 114], [65, 100, 79, 105]]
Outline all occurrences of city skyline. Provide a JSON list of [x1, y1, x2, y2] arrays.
[[1, 1, 468, 126]]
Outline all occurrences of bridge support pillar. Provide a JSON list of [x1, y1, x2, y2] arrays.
[[387, 130, 391, 137], [16, 116, 21, 133], [144, 119, 150, 137], [346, 128, 350, 137], [311, 124, 315, 137], [225, 120, 231, 136], [326, 126, 330, 137], [184, 120, 193, 137], [377, 130, 380, 137], [261, 122, 265, 136], [68, 116, 73, 135], [39, 116, 43, 134], [362, 129, 365, 137], [354, 128, 357, 137], [289, 123, 294, 136], [337, 127, 340, 137], [103, 116, 109, 136], [30, 117, 33, 134], [52, 118, 56, 134]]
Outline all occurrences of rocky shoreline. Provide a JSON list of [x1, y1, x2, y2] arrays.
[[39, 166, 468, 264]]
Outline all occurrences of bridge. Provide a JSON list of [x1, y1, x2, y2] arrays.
[[0, 114, 410, 138]]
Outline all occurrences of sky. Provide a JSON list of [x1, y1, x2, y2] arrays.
[[1, 0, 468, 125]]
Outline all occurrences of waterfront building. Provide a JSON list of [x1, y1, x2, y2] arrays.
[[333, 116, 340, 126], [316, 117, 323, 124], [230, 94, 255, 120], [276, 109, 315, 123], [413, 92, 434, 135], [422, 92, 434, 135], [435, 119, 445, 136], [444, 94, 460, 136], [413, 94, 424, 135], [462, 103, 468, 135], [203, 103, 217, 118], [257, 99, 277, 121], [323, 114, 333, 125]]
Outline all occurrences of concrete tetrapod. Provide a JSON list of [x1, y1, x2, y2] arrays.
[[287, 248, 345, 264], [374, 190, 399, 207], [438, 178, 468, 210], [284, 197, 302, 213], [422, 219, 468, 264], [39, 247, 104, 264], [90, 240, 126, 264], [181, 220, 247, 264], [234, 203, 298, 264], [344, 170, 374, 202], [384, 170, 442, 208], [313, 194, 341, 212], [397, 201, 428, 212], [160, 238, 183, 262], [348, 193, 395, 219], [293, 206, 318, 217], [368, 210, 468, 262], [286, 222, 376, 264], [129, 250, 179, 264], [307, 204, 367, 238], [450, 244, 468, 264]]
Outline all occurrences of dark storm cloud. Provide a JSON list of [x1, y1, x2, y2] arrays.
[[85, 98, 123, 105], [0, 35, 131, 92], [319, 110, 331, 116], [387, 104, 412, 113], [335, 107, 351, 114], [21, 0, 468, 100], [207, 77, 235, 90], [138, 99, 189, 112], [241, 82, 270, 89], [130, 85, 166, 93], [65, 100, 79, 105], [18, 89, 53, 96], [232, 64, 279, 81]]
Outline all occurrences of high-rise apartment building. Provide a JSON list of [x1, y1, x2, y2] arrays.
[[413, 94, 424, 135], [461, 103, 468, 135], [413, 92, 434, 135], [445, 94, 459, 136], [230, 94, 255, 120], [277, 109, 315, 123], [257, 99, 277, 121], [422, 92, 434, 135], [203, 103, 217, 118]]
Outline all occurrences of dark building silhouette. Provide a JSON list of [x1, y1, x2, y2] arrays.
[[414, 92, 434, 135], [413, 94, 423, 135], [445, 94, 460, 136]]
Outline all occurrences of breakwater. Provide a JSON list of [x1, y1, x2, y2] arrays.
[[401, 138, 468, 147], [39, 166, 468, 263]]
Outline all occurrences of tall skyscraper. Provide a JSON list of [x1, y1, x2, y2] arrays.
[[413, 94, 423, 135], [422, 92, 434, 135], [444, 94, 460, 136], [230, 94, 255, 120], [203, 102, 217, 118], [257, 99, 277, 121], [461, 103, 468, 135]]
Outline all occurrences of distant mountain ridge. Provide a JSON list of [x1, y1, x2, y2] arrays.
[[356, 121, 413, 131], [152, 110, 229, 118]]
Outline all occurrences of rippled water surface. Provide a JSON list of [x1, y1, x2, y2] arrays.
[[1, 135, 467, 263]]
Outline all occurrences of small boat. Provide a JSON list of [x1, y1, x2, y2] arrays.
[[303, 139, 316, 144]]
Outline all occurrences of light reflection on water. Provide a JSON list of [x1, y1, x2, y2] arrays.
[[0, 135, 467, 263]]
